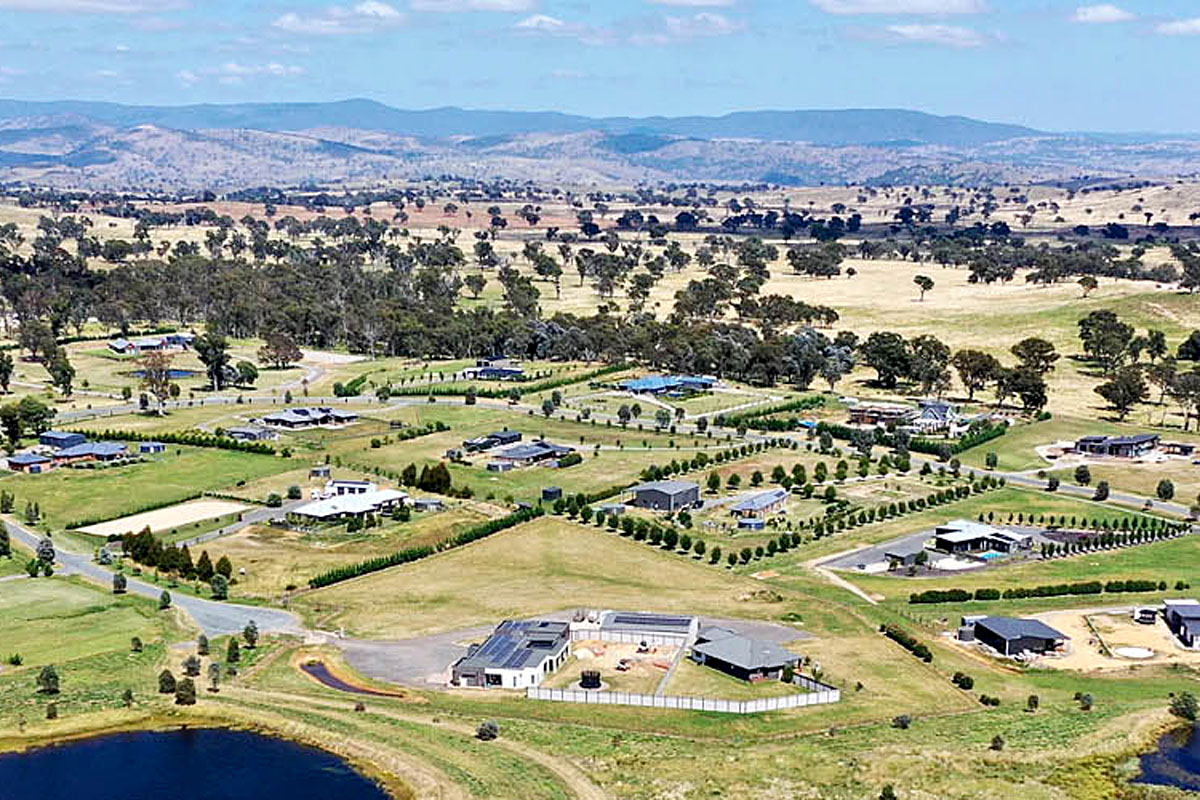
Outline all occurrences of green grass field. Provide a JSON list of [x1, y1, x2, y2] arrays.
[[0, 447, 293, 529]]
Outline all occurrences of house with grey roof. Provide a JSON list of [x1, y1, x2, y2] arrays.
[[488, 440, 575, 468], [7, 453, 52, 474], [1075, 434, 1160, 458], [626, 480, 700, 512], [451, 620, 571, 689], [730, 488, 789, 518], [690, 627, 800, 682], [260, 407, 359, 429]]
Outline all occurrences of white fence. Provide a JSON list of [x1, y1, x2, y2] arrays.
[[527, 679, 840, 715], [570, 629, 692, 647]]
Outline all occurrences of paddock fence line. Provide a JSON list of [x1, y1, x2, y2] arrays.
[[527, 679, 840, 715]]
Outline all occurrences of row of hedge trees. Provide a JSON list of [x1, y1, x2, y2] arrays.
[[909, 578, 1179, 605], [78, 428, 276, 455], [639, 438, 789, 483], [381, 363, 628, 399], [816, 420, 1009, 459], [307, 506, 544, 588], [882, 623, 934, 662], [714, 395, 827, 432]]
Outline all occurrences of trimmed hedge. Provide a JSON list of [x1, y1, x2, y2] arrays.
[[817, 420, 1008, 457], [307, 506, 544, 588], [717, 395, 826, 432], [882, 623, 933, 662], [75, 428, 276, 455], [384, 363, 628, 399], [908, 579, 1170, 605]]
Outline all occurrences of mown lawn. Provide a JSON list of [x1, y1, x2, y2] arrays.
[[0, 447, 293, 529]]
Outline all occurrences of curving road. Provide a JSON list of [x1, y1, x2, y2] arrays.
[[4, 518, 302, 637]]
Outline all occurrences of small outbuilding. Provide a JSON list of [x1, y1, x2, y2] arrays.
[[139, 442, 167, 454], [1164, 599, 1200, 648]]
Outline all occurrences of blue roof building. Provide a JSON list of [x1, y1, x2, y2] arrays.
[[730, 488, 789, 518], [54, 442, 128, 462], [620, 375, 716, 395], [39, 431, 86, 450]]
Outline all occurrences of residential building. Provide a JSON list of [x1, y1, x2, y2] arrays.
[[451, 620, 571, 689], [971, 617, 1068, 657], [260, 407, 359, 429], [910, 399, 962, 434], [463, 430, 522, 453], [290, 488, 407, 522], [463, 358, 525, 381], [729, 488, 789, 518], [327, 479, 376, 496], [227, 426, 279, 442], [690, 627, 800, 682], [626, 480, 701, 512], [932, 520, 1031, 554], [1074, 434, 1160, 458], [620, 375, 716, 396], [52, 442, 128, 464], [847, 402, 914, 427], [488, 441, 575, 468], [7, 453, 52, 474]]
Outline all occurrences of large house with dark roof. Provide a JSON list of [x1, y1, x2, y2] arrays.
[[488, 440, 575, 468], [260, 407, 359, 429], [451, 620, 571, 689], [7, 453, 52, 474], [1075, 434, 1160, 458], [690, 627, 800, 682]]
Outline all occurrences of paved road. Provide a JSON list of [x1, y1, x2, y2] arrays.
[[4, 518, 302, 637]]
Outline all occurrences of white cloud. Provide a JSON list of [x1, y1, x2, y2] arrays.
[[1072, 4, 1133, 23], [0, 0, 184, 11], [274, 2, 406, 35], [1157, 17, 1200, 35], [811, 0, 985, 14], [412, 0, 535, 11], [176, 62, 305, 87], [514, 13, 567, 31], [664, 12, 741, 37], [885, 23, 984, 47]]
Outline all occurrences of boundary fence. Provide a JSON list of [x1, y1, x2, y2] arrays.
[[527, 675, 840, 714]]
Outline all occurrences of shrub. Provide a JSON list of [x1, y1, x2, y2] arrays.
[[476, 720, 500, 741]]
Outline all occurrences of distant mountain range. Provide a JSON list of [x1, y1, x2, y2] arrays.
[[0, 98, 1195, 190]]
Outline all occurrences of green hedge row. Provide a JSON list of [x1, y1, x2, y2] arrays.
[[908, 579, 1171, 605], [817, 420, 1008, 458], [715, 395, 826, 432], [384, 363, 628, 399], [75, 428, 276, 455], [882, 623, 933, 662], [307, 506, 545, 588]]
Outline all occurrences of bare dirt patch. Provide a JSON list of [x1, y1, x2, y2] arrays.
[[546, 639, 677, 694], [1033, 608, 1200, 671], [78, 498, 250, 537]]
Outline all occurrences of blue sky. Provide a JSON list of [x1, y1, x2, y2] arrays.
[[0, 0, 1197, 132]]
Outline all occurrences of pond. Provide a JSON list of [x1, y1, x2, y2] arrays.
[[1134, 725, 1200, 791], [0, 729, 392, 800]]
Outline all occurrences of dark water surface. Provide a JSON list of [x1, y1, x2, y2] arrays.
[[1135, 725, 1200, 791], [0, 728, 390, 800]]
